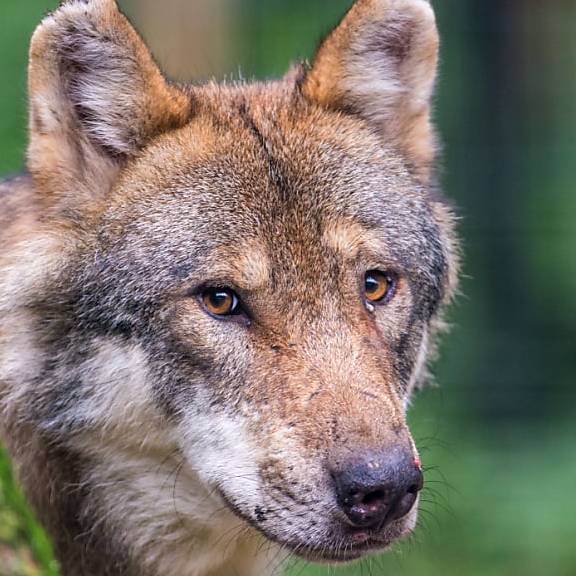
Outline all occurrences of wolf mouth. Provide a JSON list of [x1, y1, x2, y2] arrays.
[[261, 533, 393, 564], [283, 539, 392, 564], [216, 488, 393, 563]]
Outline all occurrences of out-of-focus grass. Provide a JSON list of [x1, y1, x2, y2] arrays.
[[0, 447, 58, 576]]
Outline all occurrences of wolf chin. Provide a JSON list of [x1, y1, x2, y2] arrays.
[[0, 1, 459, 575]]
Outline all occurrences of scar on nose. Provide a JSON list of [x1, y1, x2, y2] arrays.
[[308, 388, 322, 402], [361, 390, 380, 401]]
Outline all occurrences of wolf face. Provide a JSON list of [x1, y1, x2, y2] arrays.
[[0, 0, 458, 574]]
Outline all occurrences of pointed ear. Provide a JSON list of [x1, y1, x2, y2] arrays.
[[27, 0, 191, 212], [302, 0, 440, 181]]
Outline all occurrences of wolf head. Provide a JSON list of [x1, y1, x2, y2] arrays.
[[2, 0, 458, 569]]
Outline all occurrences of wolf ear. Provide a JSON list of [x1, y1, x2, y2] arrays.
[[302, 0, 439, 180], [27, 0, 190, 212]]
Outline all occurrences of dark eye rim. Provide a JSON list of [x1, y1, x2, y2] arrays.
[[197, 286, 250, 324], [364, 269, 398, 307]]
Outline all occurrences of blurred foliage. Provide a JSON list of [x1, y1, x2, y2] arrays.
[[1, 0, 575, 575], [0, 446, 58, 576]]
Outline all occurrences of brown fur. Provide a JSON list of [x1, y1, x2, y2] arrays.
[[303, 0, 440, 179], [0, 1, 459, 575]]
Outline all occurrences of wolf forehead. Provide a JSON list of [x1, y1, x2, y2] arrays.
[[91, 87, 449, 296]]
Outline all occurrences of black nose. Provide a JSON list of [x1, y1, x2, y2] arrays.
[[332, 450, 424, 529]]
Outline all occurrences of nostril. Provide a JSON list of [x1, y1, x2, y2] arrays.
[[343, 487, 390, 528], [361, 489, 387, 507], [388, 473, 424, 522], [389, 490, 418, 521]]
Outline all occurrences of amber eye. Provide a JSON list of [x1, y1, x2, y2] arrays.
[[201, 288, 241, 317], [364, 271, 395, 304]]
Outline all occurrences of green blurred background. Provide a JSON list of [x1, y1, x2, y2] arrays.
[[1, 1, 575, 575]]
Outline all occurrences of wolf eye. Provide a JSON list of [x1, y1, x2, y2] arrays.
[[201, 288, 241, 317], [364, 271, 395, 305]]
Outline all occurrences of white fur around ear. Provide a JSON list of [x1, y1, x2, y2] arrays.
[[303, 0, 440, 180]]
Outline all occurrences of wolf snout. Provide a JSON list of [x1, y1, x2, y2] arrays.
[[332, 450, 424, 530]]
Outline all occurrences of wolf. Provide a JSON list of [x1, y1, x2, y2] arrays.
[[0, 0, 458, 575]]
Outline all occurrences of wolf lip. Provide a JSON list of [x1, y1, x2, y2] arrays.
[[216, 488, 390, 563], [287, 537, 390, 564]]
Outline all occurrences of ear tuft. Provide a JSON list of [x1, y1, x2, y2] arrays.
[[303, 0, 439, 180]]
